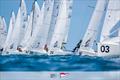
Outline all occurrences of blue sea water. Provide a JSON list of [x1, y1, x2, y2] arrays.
[[0, 53, 120, 71]]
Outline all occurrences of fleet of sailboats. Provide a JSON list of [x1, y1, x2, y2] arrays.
[[78, 0, 120, 57], [0, 0, 120, 57]]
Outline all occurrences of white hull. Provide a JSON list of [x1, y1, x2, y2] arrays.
[[97, 42, 120, 57], [2, 50, 29, 55], [79, 42, 120, 57], [29, 49, 47, 55], [79, 49, 97, 56], [1, 49, 73, 56], [30, 48, 72, 56], [48, 50, 72, 56]]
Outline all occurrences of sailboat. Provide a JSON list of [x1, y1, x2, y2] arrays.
[[24, 1, 45, 54], [78, 0, 120, 57], [26, 0, 73, 55], [1, 0, 73, 55], [78, 0, 108, 56], [0, 16, 7, 53], [97, 0, 120, 57], [27, 0, 55, 54], [3, 12, 15, 53], [4, 0, 28, 54], [48, 0, 73, 55]]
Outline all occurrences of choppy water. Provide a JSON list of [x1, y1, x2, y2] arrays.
[[0, 53, 120, 71]]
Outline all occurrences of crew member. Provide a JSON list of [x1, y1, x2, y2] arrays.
[[44, 44, 48, 52], [72, 40, 82, 52]]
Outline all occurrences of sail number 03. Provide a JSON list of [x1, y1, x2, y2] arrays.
[[100, 45, 110, 53]]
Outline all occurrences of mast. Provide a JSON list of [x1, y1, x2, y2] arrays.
[[4, 12, 15, 51], [78, 0, 107, 52], [100, 0, 120, 42]]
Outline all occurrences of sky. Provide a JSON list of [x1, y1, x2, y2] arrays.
[[0, 0, 97, 50]]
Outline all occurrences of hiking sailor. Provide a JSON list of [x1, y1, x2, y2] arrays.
[[44, 44, 48, 52], [54, 41, 58, 48], [72, 39, 82, 52], [61, 42, 66, 50], [50, 41, 58, 54]]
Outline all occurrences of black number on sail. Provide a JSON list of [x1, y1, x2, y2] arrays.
[[100, 45, 110, 53]]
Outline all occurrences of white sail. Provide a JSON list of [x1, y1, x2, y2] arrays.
[[4, 12, 15, 51], [100, 0, 120, 42], [49, 0, 69, 51], [20, 12, 33, 48], [19, 0, 27, 45], [36, 0, 55, 49], [25, 1, 42, 50], [10, 8, 21, 50], [47, 0, 61, 47], [0, 17, 7, 49], [9, 0, 27, 50], [79, 0, 107, 53], [63, 0, 73, 44]]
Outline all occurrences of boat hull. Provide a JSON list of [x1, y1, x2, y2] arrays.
[[97, 42, 120, 57]]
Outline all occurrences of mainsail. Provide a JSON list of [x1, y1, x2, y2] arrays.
[[10, 0, 27, 50], [63, 0, 73, 44], [20, 12, 33, 48], [4, 12, 15, 51], [37, 0, 55, 49], [25, 1, 43, 50], [78, 0, 107, 53], [49, 0, 72, 51], [47, 0, 61, 47], [10, 8, 21, 50], [0, 17, 7, 49], [100, 0, 120, 42]]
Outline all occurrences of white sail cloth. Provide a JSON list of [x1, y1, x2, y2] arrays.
[[78, 0, 107, 52], [0, 17, 7, 49], [4, 12, 15, 51], [49, 0, 72, 51], [10, 0, 27, 50], [100, 0, 120, 42]]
